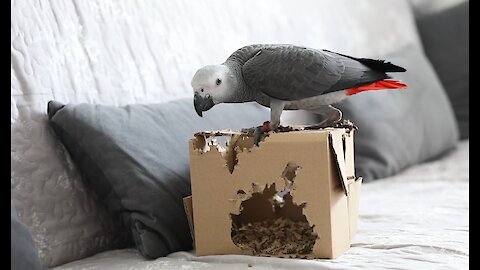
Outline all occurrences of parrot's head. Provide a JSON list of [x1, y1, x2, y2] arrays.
[[191, 64, 237, 117]]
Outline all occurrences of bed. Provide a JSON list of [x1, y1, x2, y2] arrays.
[[54, 140, 468, 270], [12, 0, 468, 269]]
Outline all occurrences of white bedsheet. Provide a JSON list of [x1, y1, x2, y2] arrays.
[[56, 140, 469, 270]]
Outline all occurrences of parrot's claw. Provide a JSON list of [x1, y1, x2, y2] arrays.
[[251, 121, 273, 146], [304, 105, 343, 130], [253, 126, 264, 146]]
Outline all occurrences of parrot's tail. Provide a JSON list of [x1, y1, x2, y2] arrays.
[[346, 80, 408, 96]]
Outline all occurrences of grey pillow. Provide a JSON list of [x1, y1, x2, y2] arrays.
[[284, 45, 459, 181], [11, 203, 45, 270], [47, 99, 268, 259], [417, 2, 469, 139]]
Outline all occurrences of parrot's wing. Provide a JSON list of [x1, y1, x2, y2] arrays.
[[242, 46, 387, 101]]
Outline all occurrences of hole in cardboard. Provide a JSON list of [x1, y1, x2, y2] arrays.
[[193, 133, 257, 174], [230, 163, 318, 256]]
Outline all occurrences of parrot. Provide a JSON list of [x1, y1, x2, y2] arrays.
[[191, 44, 407, 141]]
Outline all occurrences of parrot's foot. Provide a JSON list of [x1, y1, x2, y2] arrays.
[[334, 119, 358, 132], [252, 121, 274, 146], [263, 121, 272, 132], [318, 109, 342, 128], [264, 121, 295, 133], [303, 106, 343, 130], [251, 121, 298, 146]]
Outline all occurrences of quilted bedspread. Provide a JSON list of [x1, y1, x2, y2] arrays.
[[56, 140, 469, 270]]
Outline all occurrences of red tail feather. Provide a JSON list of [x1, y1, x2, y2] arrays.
[[346, 80, 408, 96]]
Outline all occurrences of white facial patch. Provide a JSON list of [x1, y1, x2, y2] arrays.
[[191, 65, 228, 91]]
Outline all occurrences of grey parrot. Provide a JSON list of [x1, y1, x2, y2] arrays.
[[191, 44, 407, 136]]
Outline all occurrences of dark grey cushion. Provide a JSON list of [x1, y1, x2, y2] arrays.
[[47, 99, 268, 259], [11, 203, 45, 270], [417, 2, 469, 139], [284, 45, 459, 182]]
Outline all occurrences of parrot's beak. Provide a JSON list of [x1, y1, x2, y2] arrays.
[[194, 93, 214, 117]]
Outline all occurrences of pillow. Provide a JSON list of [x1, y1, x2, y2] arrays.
[[48, 99, 269, 259], [283, 45, 459, 181], [11, 203, 45, 270], [417, 2, 469, 139]]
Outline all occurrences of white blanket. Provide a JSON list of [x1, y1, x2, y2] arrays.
[[56, 140, 469, 270]]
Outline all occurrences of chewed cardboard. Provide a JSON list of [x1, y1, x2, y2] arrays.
[[185, 126, 362, 259]]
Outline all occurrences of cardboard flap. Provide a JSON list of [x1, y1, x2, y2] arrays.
[[347, 177, 362, 240], [183, 196, 195, 245], [329, 132, 349, 195], [344, 130, 355, 180]]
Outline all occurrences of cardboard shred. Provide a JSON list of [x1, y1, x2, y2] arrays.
[[231, 217, 318, 257]]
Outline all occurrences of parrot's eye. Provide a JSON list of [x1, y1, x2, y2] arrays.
[[200, 88, 204, 93], [216, 78, 222, 86]]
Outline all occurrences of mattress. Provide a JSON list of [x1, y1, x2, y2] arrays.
[[55, 140, 469, 270]]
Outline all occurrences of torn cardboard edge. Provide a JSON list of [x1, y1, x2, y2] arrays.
[[192, 131, 257, 174], [192, 125, 356, 181], [193, 121, 356, 138]]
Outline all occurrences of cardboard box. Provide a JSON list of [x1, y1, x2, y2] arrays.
[[185, 127, 362, 259]]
